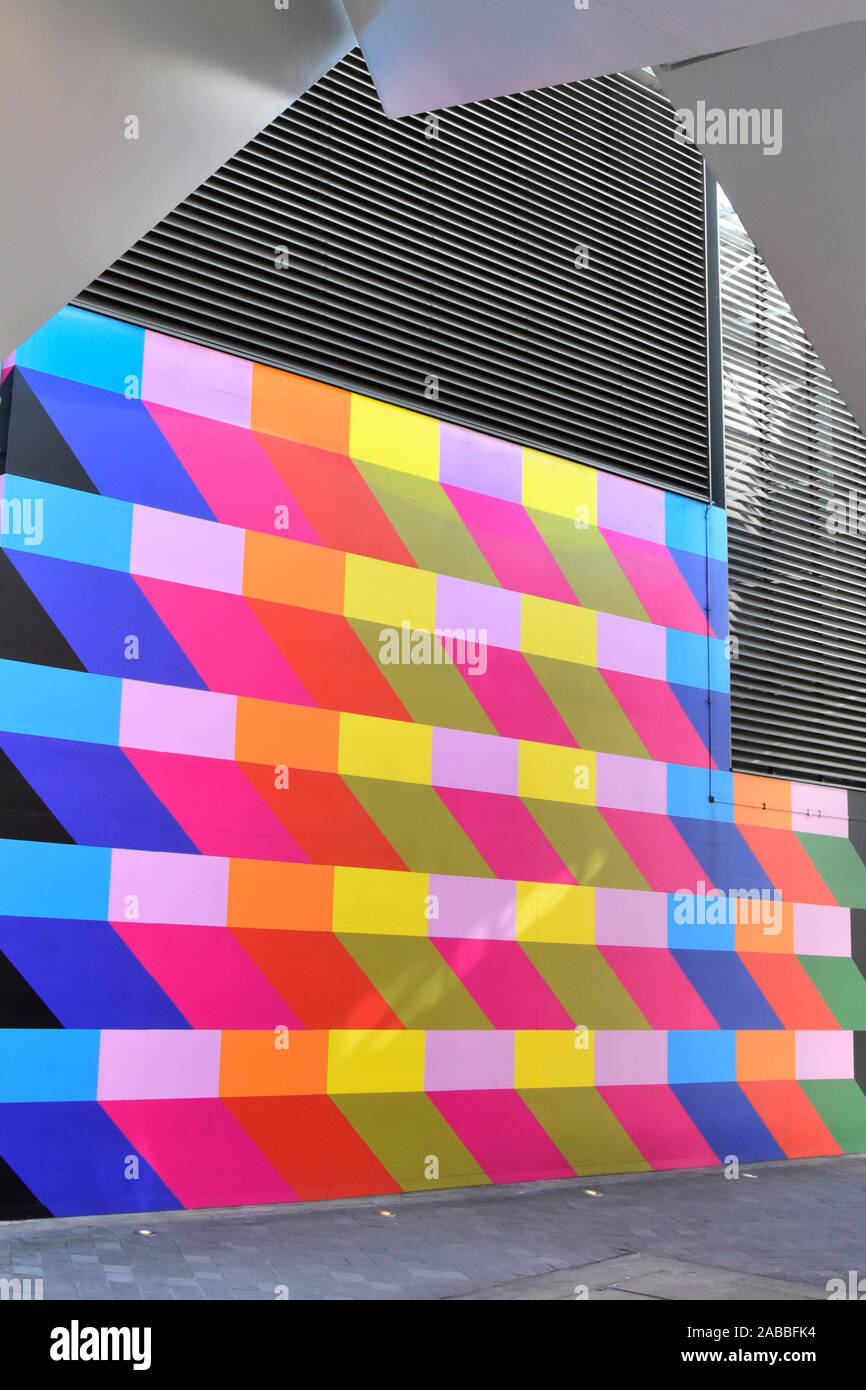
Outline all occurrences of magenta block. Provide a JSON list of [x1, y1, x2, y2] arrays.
[[103, 1099, 297, 1208], [600, 809, 713, 894], [429, 1089, 575, 1183], [444, 485, 574, 603], [124, 749, 309, 863], [432, 937, 574, 1028], [599, 1084, 720, 1170], [150, 404, 321, 542], [600, 947, 718, 1030], [114, 922, 305, 1029]]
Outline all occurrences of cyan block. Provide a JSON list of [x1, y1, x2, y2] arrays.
[[1, 474, 132, 571], [0, 659, 121, 745], [0, 840, 111, 920], [14, 307, 144, 396], [668, 1030, 736, 1084], [0, 1030, 100, 1102], [667, 763, 733, 821]]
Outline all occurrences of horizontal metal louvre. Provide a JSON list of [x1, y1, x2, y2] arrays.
[[721, 196, 866, 789], [76, 50, 710, 496]]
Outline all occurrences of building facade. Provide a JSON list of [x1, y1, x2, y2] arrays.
[[1, 305, 865, 1217]]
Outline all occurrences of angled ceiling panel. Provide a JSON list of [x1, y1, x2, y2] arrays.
[[343, 0, 866, 116], [0, 0, 353, 359], [660, 20, 866, 440]]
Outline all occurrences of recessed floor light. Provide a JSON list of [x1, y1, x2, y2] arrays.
[[583, 1189, 600, 1196], [136, 1228, 155, 1236], [377, 1210, 394, 1217]]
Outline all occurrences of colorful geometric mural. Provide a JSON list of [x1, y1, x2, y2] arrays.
[[1, 305, 866, 1219]]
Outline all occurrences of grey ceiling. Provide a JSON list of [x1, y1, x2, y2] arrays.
[[4, 0, 866, 447], [660, 22, 866, 446], [0, 0, 353, 361]]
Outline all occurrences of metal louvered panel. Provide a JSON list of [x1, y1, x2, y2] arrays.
[[721, 193, 866, 789], [75, 50, 710, 497]]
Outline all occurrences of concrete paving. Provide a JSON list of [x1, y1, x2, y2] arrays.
[[1, 1153, 864, 1301]]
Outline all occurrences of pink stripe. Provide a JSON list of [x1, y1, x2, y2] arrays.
[[109, 848, 228, 925], [425, 1031, 515, 1089], [795, 1030, 853, 1080], [598, 1084, 720, 1170], [436, 574, 521, 651], [432, 726, 518, 795], [98, 1030, 222, 1100], [142, 331, 252, 427], [794, 904, 851, 957], [439, 423, 523, 503], [597, 612, 667, 680], [601, 670, 713, 768], [597, 472, 666, 544], [130, 505, 245, 593], [120, 680, 236, 760], [600, 809, 714, 894], [432, 938, 573, 1028], [1, 350, 15, 381], [452, 646, 577, 746], [125, 749, 309, 862], [595, 888, 668, 947], [428, 874, 517, 939], [599, 946, 718, 1029], [148, 404, 321, 543], [430, 1090, 575, 1183], [135, 577, 314, 705], [594, 1029, 667, 1085], [596, 752, 667, 814], [114, 922, 305, 1029], [791, 782, 848, 837], [103, 1099, 297, 1207], [601, 529, 708, 633], [444, 485, 574, 602], [436, 786, 575, 884]]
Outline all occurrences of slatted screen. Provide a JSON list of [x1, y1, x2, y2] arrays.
[[75, 51, 710, 497], [721, 193, 866, 789]]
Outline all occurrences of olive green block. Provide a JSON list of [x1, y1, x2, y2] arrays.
[[521, 942, 650, 1028], [338, 932, 492, 1029], [344, 775, 495, 877], [334, 1091, 490, 1191], [520, 1086, 651, 1175]]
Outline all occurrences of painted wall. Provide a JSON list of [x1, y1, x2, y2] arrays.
[[0, 305, 865, 1218]]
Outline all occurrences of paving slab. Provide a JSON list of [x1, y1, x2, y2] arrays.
[[0, 1153, 864, 1301]]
